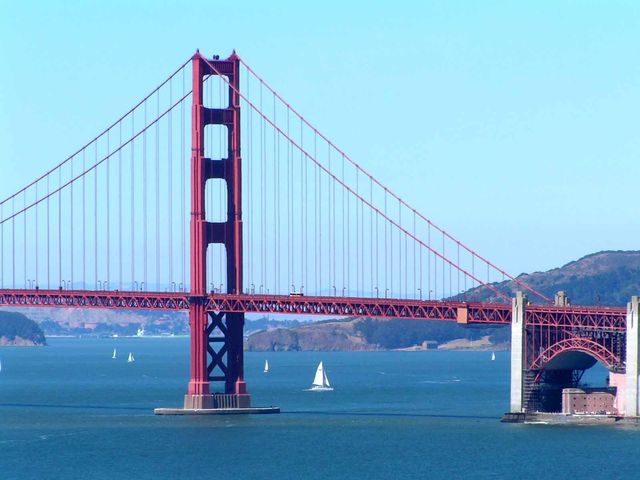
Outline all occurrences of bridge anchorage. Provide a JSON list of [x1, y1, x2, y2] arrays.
[[505, 292, 640, 423]]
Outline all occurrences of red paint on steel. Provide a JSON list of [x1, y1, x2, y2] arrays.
[[530, 337, 622, 372], [187, 51, 209, 396], [0, 289, 189, 310], [187, 51, 246, 397]]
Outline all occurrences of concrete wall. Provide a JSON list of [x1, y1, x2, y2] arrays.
[[510, 292, 526, 412], [625, 296, 640, 416], [609, 372, 626, 414], [561, 388, 616, 415]]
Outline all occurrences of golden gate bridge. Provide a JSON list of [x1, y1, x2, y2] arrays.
[[0, 51, 634, 418]]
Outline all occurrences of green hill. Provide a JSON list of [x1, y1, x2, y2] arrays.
[[462, 250, 640, 306], [0, 311, 47, 346]]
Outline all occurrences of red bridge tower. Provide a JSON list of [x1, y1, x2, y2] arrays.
[[184, 51, 249, 409]]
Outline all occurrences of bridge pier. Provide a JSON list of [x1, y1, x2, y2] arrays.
[[509, 292, 526, 413], [625, 296, 640, 416]]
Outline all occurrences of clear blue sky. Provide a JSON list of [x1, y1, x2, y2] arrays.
[[1, 0, 639, 278]]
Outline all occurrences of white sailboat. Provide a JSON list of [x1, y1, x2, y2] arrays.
[[491, 352, 496, 361], [264, 360, 269, 373], [112, 348, 117, 359], [127, 352, 135, 363], [309, 361, 333, 391]]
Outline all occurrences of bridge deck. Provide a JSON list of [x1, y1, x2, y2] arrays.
[[0, 289, 626, 329]]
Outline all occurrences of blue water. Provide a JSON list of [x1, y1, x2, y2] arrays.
[[1, 338, 639, 479]]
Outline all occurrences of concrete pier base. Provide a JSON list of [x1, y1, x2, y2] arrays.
[[155, 406, 280, 415], [183, 393, 251, 409], [157, 391, 278, 415]]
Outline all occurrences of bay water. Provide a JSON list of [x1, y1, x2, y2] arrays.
[[1, 338, 639, 479]]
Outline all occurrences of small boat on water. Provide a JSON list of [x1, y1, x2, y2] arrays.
[[127, 352, 135, 363], [309, 361, 333, 391], [264, 360, 269, 373], [112, 348, 117, 359], [491, 352, 496, 361]]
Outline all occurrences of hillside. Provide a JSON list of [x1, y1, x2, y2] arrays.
[[247, 317, 508, 352], [463, 250, 640, 306], [0, 312, 46, 346], [248, 250, 640, 351]]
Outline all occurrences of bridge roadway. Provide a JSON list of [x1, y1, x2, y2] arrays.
[[0, 289, 626, 330]]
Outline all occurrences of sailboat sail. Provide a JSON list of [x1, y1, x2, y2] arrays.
[[112, 348, 117, 359], [322, 369, 330, 388], [313, 361, 325, 386], [264, 360, 269, 373], [127, 352, 134, 363], [491, 352, 496, 361]]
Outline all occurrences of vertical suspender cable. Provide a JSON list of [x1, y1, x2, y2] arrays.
[[370, 177, 373, 297], [94, 143, 98, 289], [143, 100, 147, 289], [70, 158, 73, 288], [413, 211, 416, 299], [246, 71, 252, 291], [286, 109, 291, 290], [156, 93, 160, 291], [314, 133, 318, 293], [442, 233, 446, 298], [82, 151, 85, 289], [119, 122, 122, 290], [427, 223, 431, 299], [35, 182, 39, 287], [274, 96, 279, 292], [301, 118, 305, 292], [180, 70, 185, 290], [341, 154, 345, 295], [259, 80, 265, 291], [168, 78, 173, 289], [12, 197, 15, 288], [327, 146, 331, 293], [23, 192, 26, 288], [0, 203, 3, 288], [131, 112, 136, 289], [355, 170, 359, 295], [107, 130, 110, 289], [58, 168, 61, 288]]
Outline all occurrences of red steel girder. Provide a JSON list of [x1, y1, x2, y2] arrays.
[[0, 290, 628, 332], [0, 289, 189, 310], [529, 336, 623, 372], [526, 305, 625, 331], [204, 294, 512, 324]]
